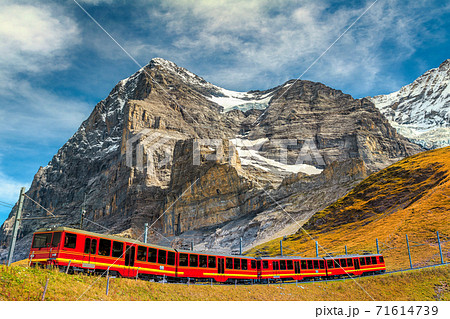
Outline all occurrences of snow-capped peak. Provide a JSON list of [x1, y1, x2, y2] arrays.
[[147, 57, 274, 113], [369, 59, 450, 149]]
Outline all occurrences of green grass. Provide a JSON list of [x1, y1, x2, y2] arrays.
[[1, 263, 448, 301]]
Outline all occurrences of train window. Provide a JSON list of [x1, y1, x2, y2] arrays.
[[334, 259, 340, 268], [167, 252, 175, 266], [319, 260, 325, 269], [158, 250, 167, 264], [91, 239, 97, 254], [242, 259, 248, 270], [347, 259, 353, 267], [339, 259, 346, 267], [366, 257, 371, 265], [379, 256, 384, 263], [287, 260, 293, 270], [137, 246, 147, 261], [179, 253, 189, 266], [32, 233, 52, 248], [307, 260, 313, 269], [199, 255, 208, 268], [371, 257, 376, 264], [112, 241, 123, 258], [84, 238, 91, 254], [262, 260, 269, 269], [327, 260, 334, 269], [280, 260, 286, 270], [148, 248, 157, 263], [226, 258, 233, 269], [64, 233, 77, 249], [234, 258, 241, 270], [251, 260, 257, 269], [301, 260, 307, 269], [51, 232, 61, 247], [360, 257, 366, 266], [190, 254, 198, 267], [274, 261, 280, 271], [313, 260, 319, 269], [208, 256, 216, 268], [98, 239, 111, 256]]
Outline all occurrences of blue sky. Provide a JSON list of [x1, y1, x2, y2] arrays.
[[1, 0, 450, 223]]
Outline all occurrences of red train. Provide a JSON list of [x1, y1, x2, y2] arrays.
[[28, 227, 386, 283]]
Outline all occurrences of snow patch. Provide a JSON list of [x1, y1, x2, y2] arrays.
[[231, 138, 322, 175]]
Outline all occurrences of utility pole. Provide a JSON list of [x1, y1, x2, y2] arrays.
[[7, 187, 25, 266], [80, 194, 86, 229], [315, 241, 319, 257], [406, 234, 413, 269], [280, 240, 283, 256], [239, 237, 242, 255], [437, 231, 444, 264], [144, 223, 148, 243]]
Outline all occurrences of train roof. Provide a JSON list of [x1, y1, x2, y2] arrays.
[[176, 248, 254, 259], [35, 227, 253, 257], [257, 256, 322, 260], [323, 254, 382, 259]]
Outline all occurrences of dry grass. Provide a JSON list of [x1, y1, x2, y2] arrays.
[[247, 147, 450, 272], [0, 263, 448, 301]]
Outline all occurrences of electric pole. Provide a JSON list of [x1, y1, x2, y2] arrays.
[[7, 187, 25, 266]]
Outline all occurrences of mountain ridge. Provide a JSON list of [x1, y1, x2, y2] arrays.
[[0, 57, 422, 261]]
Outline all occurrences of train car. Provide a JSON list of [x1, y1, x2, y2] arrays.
[[256, 256, 326, 282], [175, 250, 257, 283], [29, 227, 178, 279], [324, 254, 386, 278]]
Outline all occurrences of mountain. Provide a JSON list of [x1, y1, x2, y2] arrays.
[[369, 59, 450, 149], [248, 146, 450, 270], [0, 58, 422, 261]]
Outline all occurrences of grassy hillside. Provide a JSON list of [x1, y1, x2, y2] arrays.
[[0, 263, 448, 301], [248, 147, 450, 271]]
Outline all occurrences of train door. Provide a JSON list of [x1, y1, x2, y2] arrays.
[[124, 245, 136, 277], [354, 258, 360, 270], [272, 260, 280, 280], [83, 237, 97, 265], [294, 261, 301, 276], [218, 257, 225, 274], [257, 260, 262, 280]]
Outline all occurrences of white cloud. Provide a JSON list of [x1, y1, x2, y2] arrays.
[[129, 0, 449, 95], [0, 170, 29, 207], [0, 80, 89, 142], [0, 3, 80, 75], [0, 2, 88, 143]]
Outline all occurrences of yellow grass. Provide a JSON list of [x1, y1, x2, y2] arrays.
[[0, 263, 448, 301], [247, 147, 450, 271]]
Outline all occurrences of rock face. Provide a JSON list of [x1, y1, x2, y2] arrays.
[[369, 59, 450, 149], [0, 58, 422, 261]]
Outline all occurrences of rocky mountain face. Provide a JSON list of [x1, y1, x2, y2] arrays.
[[0, 58, 422, 261], [369, 59, 450, 149]]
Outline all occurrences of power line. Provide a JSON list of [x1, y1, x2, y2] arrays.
[[0, 200, 13, 207], [23, 194, 56, 217]]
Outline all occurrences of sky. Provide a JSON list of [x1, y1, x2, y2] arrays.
[[0, 0, 450, 223]]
